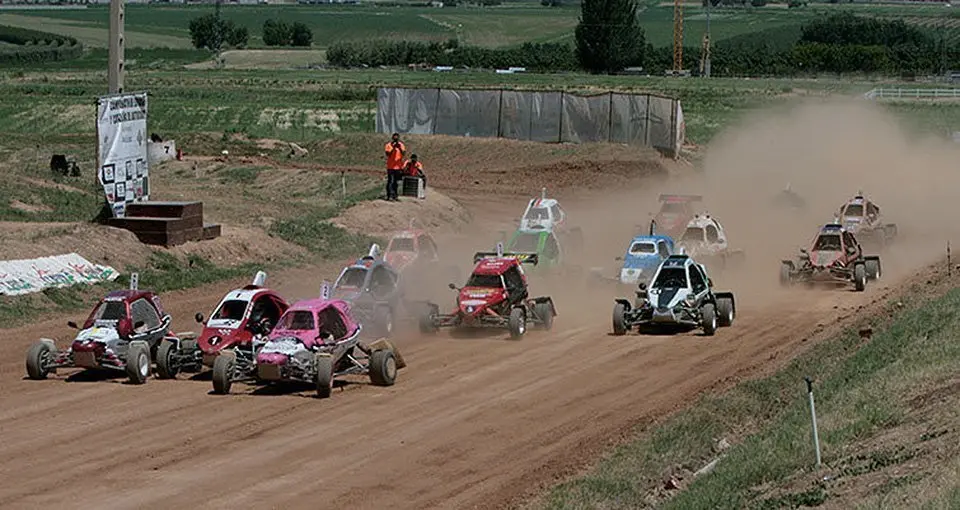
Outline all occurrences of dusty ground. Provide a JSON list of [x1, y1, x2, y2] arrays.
[[1, 99, 958, 509]]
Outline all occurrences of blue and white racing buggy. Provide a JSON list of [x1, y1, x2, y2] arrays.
[[591, 221, 675, 289], [616, 234, 675, 288]]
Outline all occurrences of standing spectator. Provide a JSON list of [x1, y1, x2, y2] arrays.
[[384, 133, 405, 201]]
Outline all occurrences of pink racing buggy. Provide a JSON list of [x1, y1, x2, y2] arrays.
[[210, 288, 405, 398]]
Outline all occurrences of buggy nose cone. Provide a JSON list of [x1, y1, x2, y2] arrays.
[[256, 352, 289, 365], [652, 308, 676, 323]]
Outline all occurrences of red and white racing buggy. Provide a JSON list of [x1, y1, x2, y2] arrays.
[[780, 223, 881, 291], [419, 244, 557, 339], [25, 274, 193, 384], [154, 271, 290, 379]]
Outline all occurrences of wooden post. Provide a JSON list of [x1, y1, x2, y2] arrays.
[[108, 0, 124, 94]]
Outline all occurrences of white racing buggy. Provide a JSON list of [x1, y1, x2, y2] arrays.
[[676, 213, 745, 274], [612, 253, 736, 336], [834, 191, 897, 251], [516, 187, 583, 252]]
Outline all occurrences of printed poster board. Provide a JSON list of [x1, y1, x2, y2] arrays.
[[97, 92, 149, 218]]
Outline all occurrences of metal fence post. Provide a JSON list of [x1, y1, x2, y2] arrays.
[[607, 91, 614, 143], [497, 89, 504, 138], [805, 376, 822, 468], [644, 94, 651, 147], [557, 91, 564, 143], [433, 87, 442, 135]]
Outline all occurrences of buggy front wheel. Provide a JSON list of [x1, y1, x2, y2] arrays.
[[211, 352, 236, 395], [701, 303, 718, 336], [125, 342, 151, 385], [508, 308, 526, 339], [25, 341, 54, 380], [315, 354, 333, 399], [612, 303, 627, 336]]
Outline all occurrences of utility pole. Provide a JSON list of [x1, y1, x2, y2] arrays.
[[215, 0, 224, 68], [108, 0, 125, 94], [703, 0, 713, 78]]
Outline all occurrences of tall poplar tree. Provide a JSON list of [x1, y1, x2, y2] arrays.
[[575, 0, 645, 73]]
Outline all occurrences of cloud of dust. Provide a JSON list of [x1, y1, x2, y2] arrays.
[[689, 98, 960, 282], [534, 98, 959, 312], [427, 99, 959, 318]]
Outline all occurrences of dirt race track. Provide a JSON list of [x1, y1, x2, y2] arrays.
[[0, 157, 936, 510]]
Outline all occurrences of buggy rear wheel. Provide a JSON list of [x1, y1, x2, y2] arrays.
[[155, 340, 179, 379], [854, 264, 867, 292], [368, 349, 397, 386], [717, 298, 734, 328], [25, 341, 54, 380], [508, 308, 526, 339], [125, 343, 150, 385], [373, 306, 394, 338], [211, 352, 236, 395], [315, 354, 333, 399], [612, 303, 627, 336], [534, 302, 554, 331], [701, 303, 718, 336], [779, 263, 792, 287], [418, 308, 438, 335]]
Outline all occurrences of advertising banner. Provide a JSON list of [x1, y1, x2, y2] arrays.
[[97, 92, 149, 218]]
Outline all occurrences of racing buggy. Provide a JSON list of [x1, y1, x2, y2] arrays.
[[25, 274, 192, 384], [772, 182, 806, 210], [590, 220, 675, 289], [518, 188, 583, 251], [210, 292, 405, 398], [780, 223, 881, 291], [383, 224, 441, 275], [612, 254, 736, 336], [654, 194, 702, 239], [834, 191, 897, 250], [676, 214, 745, 273], [419, 244, 557, 339], [154, 271, 289, 379], [332, 244, 405, 337], [503, 227, 564, 271]]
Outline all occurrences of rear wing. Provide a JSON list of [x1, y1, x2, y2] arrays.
[[658, 194, 703, 203], [473, 252, 540, 265]]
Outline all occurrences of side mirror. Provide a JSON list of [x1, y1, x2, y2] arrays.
[[195, 312, 204, 324], [134, 321, 145, 330], [638, 282, 647, 291], [448, 283, 457, 290], [67, 321, 79, 329]]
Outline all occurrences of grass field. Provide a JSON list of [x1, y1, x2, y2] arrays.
[[535, 265, 960, 509], [3, 0, 957, 52], [2, 63, 957, 146]]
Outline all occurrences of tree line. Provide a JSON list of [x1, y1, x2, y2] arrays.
[[326, 11, 960, 77], [183, 7, 958, 77], [187, 15, 314, 50]]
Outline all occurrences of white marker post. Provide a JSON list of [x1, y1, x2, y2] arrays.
[[805, 376, 822, 468]]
